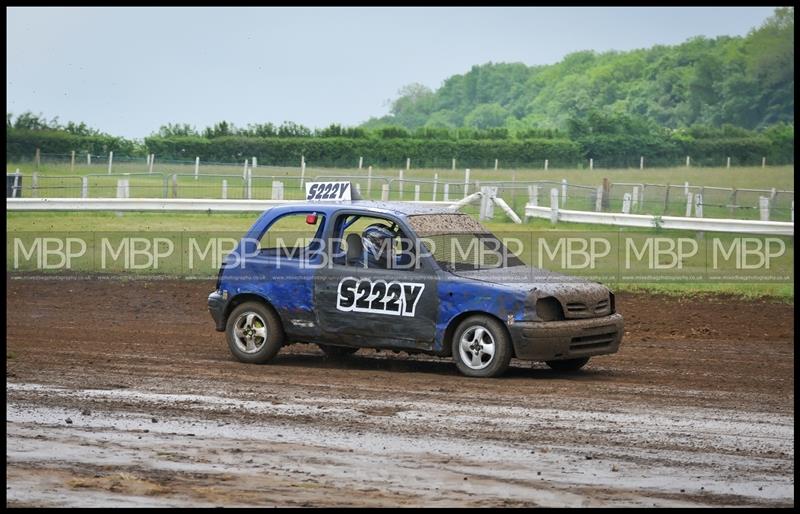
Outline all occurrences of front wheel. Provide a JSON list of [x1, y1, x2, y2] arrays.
[[225, 302, 284, 364], [452, 315, 513, 378], [545, 356, 590, 372]]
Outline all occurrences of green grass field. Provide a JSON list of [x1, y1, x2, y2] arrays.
[[7, 211, 794, 300], [7, 160, 794, 300]]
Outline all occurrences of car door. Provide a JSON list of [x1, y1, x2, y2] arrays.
[[238, 211, 326, 339], [314, 211, 438, 350]]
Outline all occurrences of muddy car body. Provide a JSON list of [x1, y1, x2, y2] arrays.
[[208, 199, 623, 377]]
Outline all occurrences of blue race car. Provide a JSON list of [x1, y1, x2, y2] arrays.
[[208, 192, 623, 378]]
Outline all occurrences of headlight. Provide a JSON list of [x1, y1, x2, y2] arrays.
[[536, 297, 564, 321]]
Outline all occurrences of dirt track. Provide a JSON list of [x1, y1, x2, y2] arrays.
[[6, 276, 795, 507]]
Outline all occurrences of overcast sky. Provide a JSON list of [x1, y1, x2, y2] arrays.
[[7, 6, 777, 139]]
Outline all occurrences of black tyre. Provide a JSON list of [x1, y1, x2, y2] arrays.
[[451, 315, 513, 378], [225, 301, 284, 364], [545, 356, 590, 372], [318, 344, 359, 357]]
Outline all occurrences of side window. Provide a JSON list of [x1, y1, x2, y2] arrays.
[[258, 212, 325, 259], [334, 214, 418, 270]]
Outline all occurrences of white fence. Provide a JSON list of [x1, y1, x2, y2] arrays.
[[525, 204, 794, 236], [5, 197, 461, 213]]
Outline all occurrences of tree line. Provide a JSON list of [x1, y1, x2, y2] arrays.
[[6, 111, 793, 168]]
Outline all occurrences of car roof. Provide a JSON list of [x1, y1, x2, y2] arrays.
[[266, 200, 454, 218]]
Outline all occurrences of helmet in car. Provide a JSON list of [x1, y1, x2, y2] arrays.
[[362, 224, 395, 265]]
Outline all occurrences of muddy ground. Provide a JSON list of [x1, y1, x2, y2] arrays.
[[6, 276, 795, 507]]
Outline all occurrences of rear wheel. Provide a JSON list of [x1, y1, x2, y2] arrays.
[[451, 315, 512, 378], [318, 344, 359, 357], [225, 302, 284, 364], [545, 356, 590, 372]]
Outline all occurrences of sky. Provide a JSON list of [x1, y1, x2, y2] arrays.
[[6, 6, 778, 140]]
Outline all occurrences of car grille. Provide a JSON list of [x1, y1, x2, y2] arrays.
[[565, 299, 611, 317], [569, 326, 618, 352]]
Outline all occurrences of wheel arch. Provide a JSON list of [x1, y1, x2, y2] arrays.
[[224, 293, 281, 327], [442, 310, 514, 358]]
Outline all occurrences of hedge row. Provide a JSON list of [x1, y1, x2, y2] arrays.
[[6, 130, 140, 159], [7, 130, 794, 168], [142, 136, 583, 168]]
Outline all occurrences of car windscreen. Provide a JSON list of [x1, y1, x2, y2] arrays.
[[407, 214, 525, 271]]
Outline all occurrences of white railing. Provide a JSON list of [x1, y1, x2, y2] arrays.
[[6, 197, 461, 212], [525, 205, 794, 236]]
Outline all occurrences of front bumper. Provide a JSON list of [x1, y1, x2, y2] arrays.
[[208, 290, 227, 332], [508, 313, 623, 361]]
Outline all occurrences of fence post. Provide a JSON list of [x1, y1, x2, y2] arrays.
[[494, 158, 498, 170], [759, 196, 770, 221], [632, 186, 639, 212], [694, 193, 703, 218], [367, 166, 372, 197], [398, 169, 404, 200], [355, 183, 361, 195], [686, 156, 690, 167], [35, 148, 41, 169], [300, 156, 306, 188], [432, 173, 438, 201], [640, 156, 644, 170], [243, 159, 249, 178], [148, 154, 154, 174], [544, 159, 549, 170], [663, 184, 671, 213], [451, 158, 456, 171], [116, 178, 130, 199], [684, 181, 689, 196], [81, 176, 88, 199], [70, 150, 76, 172], [561, 179, 567, 207], [595, 186, 603, 212], [406, 157, 410, 171], [358, 156, 363, 170], [194, 157, 200, 180], [511, 168, 517, 207], [729, 188, 737, 217], [381, 184, 389, 201], [11, 169, 19, 198], [550, 188, 559, 225], [172, 174, 178, 198], [529, 185, 539, 207], [622, 193, 632, 214], [252, 157, 257, 168], [589, 158, 593, 170], [247, 168, 252, 200], [31, 173, 38, 197], [602, 178, 610, 210], [221, 179, 228, 200], [444, 183, 450, 202], [726, 157, 731, 169], [464, 169, 470, 197], [87, 152, 92, 166], [414, 184, 420, 202], [107, 151, 114, 174], [271, 181, 284, 200], [762, 156, 766, 168], [685, 192, 694, 217], [479, 186, 495, 221]]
